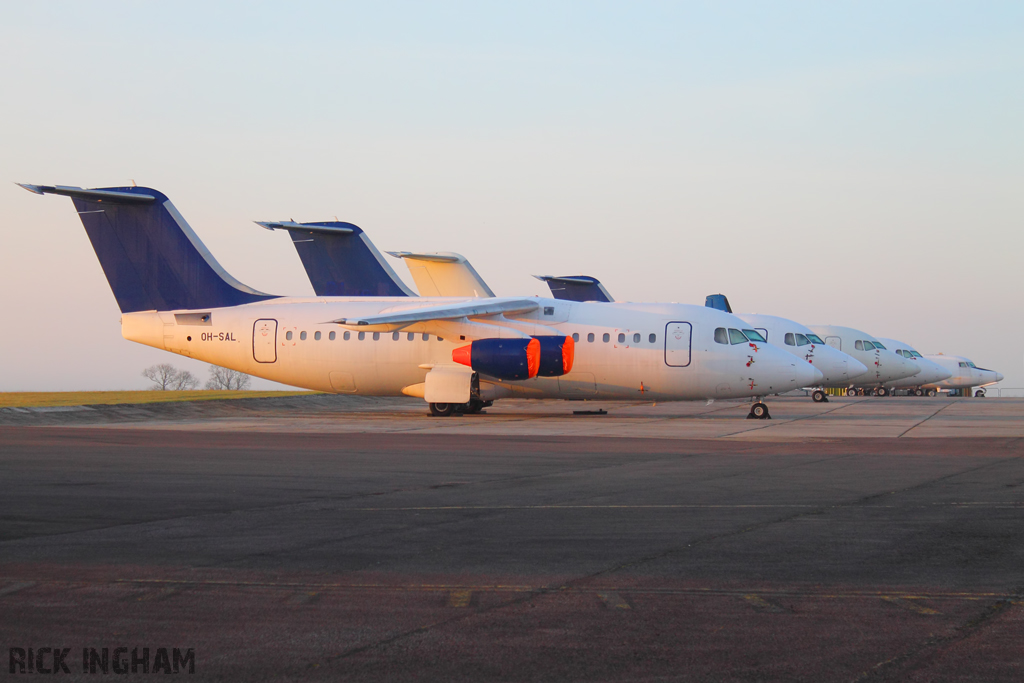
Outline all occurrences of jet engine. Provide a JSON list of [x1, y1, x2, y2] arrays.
[[532, 335, 575, 377], [452, 338, 541, 380]]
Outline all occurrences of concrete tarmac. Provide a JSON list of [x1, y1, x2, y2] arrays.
[[1, 395, 1022, 681]]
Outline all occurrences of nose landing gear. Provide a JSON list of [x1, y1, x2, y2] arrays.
[[747, 400, 771, 420], [811, 389, 828, 403]]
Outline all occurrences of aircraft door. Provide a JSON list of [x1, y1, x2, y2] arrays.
[[664, 321, 692, 367], [825, 336, 842, 351], [253, 319, 278, 363]]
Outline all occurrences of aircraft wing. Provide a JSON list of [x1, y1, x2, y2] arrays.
[[330, 298, 539, 328]]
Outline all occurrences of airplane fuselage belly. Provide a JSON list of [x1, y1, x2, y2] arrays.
[[122, 298, 799, 402]]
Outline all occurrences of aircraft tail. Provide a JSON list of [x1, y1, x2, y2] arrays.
[[256, 221, 415, 297], [534, 275, 614, 303], [20, 184, 276, 313], [705, 294, 733, 313]]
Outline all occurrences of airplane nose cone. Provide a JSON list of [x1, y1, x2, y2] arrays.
[[996, 372, 1005, 382], [794, 360, 822, 387], [847, 357, 869, 379]]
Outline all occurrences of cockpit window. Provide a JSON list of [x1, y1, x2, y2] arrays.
[[855, 340, 865, 351], [910, 351, 923, 358], [728, 328, 749, 345], [742, 329, 767, 343], [968, 362, 977, 368], [959, 362, 969, 368], [806, 333, 824, 344], [714, 327, 728, 344], [784, 333, 796, 346], [795, 333, 810, 346], [873, 342, 886, 350]]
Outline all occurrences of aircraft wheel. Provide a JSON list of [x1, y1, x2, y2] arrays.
[[429, 402, 456, 417], [975, 389, 986, 398], [927, 389, 937, 397], [812, 390, 827, 403], [915, 388, 924, 397], [459, 399, 488, 414], [877, 387, 889, 397], [747, 402, 771, 420], [846, 388, 857, 397]]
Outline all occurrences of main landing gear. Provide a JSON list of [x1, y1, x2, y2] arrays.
[[812, 389, 828, 403], [429, 399, 493, 417], [747, 400, 771, 420]]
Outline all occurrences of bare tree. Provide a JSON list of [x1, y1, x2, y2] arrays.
[[171, 370, 200, 391], [142, 364, 179, 390], [142, 364, 200, 391], [205, 365, 252, 391]]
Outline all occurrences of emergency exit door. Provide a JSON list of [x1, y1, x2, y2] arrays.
[[253, 319, 278, 363]]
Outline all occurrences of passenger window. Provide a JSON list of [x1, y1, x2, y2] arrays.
[[422, 333, 429, 341], [329, 331, 336, 341], [572, 333, 579, 342], [742, 329, 767, 343], [314, 331, 321, 341], [714, 328, 728, 344], [649, 333, 656, 343], [343, 331, 350, 341], [587, 333, 595, 343], [785, 333, 796, 346], [728, 328, 748, 345], [286, 331, 293, 341], [603, 333, 610, 343], [855, 340, 864, 350], [407, 332, 415, 341], [795, 334, 809, 346], [300, 331, 307, 341], [373, 332, 380, 341], [633, 333, 640, 343], [392, 332, 400, 341], [617, 333, 625, 343], [358, 332, 365, 341]]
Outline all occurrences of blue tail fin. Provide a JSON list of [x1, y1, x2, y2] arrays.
[[704, 294, 733, 313], [21, 184, 276, 313], [256, 221, 415, 297], [534, 275, 614, 303]]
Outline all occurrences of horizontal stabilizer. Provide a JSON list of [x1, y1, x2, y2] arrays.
[[18, 183, 156, 204], [535, 275, 614, 303]]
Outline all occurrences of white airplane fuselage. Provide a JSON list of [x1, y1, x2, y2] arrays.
[[808, 325, 920, 386], [920, 355, 1004, 391], [736, 314, 869, 386], [875, 338, 954, 388], [122, 298, 821, 401]]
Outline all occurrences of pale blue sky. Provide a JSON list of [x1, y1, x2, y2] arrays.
[[2, 2, 1022, 391]]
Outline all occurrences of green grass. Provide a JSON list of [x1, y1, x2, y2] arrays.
[[0, 390, 318, 409]]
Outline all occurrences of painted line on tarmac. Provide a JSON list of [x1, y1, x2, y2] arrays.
[[896, 399, 963, 438]]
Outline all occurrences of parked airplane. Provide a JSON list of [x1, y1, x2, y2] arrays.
[[807, 326, 921, 396], [918, 354, 1003, 397], [874, 338, 953, 396], [22, 183, 820, 418]]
